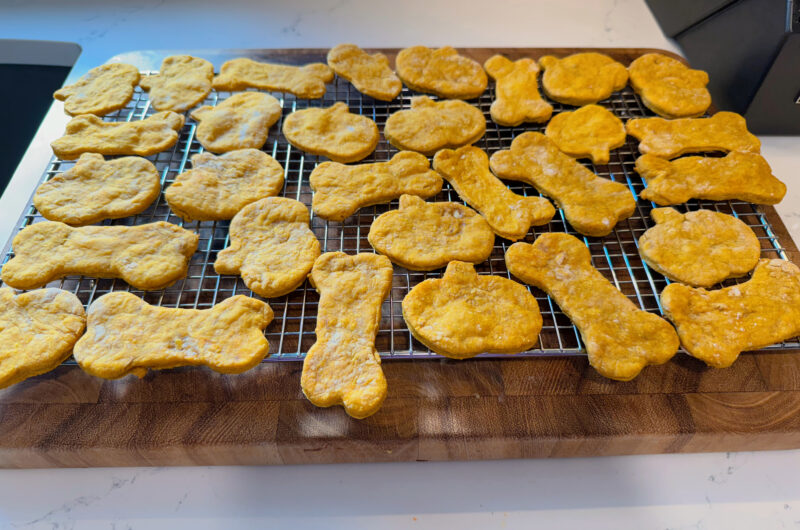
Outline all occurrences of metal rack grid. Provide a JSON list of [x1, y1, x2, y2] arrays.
[[2, 67, 798, 362]]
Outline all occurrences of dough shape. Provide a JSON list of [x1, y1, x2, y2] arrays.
[[489, 132, 634, 237], [0, 288, 86, 389], [212, 57, 334, 98], [626, 112, 761, 159], [139, 55, 214, 113], [2, 221, 198, 291], [402, 261, 541, 359], [327, 44, 402, 101], [309, 151, 442, 222], [384, 96, 485, 156], [662, 259, 800, 368], [544, 104, 626, 165], [368, 194, 494, 271], [214, 197, 321, 298], [635, 152, 786, 206], [74, 292, 273, 379], [506, 233, 679, 381], [484, 55, 552, 126], [539, 52, 628, 105], [282, 102, 379, 163], [191, 92, 282, 153], [51, 111, 184, 160], [165, 149, 285, 221], [395, 46, 487, 99], [628, 53, 711, 118], [33, 153, 160, 226], [53, 63, 140, 116], [301, 252, 393, 419], [639, 208, 760, 288]]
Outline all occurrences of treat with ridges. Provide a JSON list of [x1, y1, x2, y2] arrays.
[[212, 57, 334, 98], [483, 55, 552, 126], [395, 46, 487, 99], [191, 92, 282, 153], [539, 52, 628, 105], [327, 44, 402, 101], [283, 102, 378, 163], [53, 63, 140, 116], [544, 105, 626, 165], [139, 55, 214, 113], [628, 53, 711, 118]]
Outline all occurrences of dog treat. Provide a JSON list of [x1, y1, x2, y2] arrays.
[[489, 132, 635, 237], [403, 261, 541, 358], [662, 259, 800, 368], [626, 112, 761, 159], [191, 92, 282, 153], [214, 197, 321, 298], [483, 55, 552, 126], [165, 149, 285, 221], [212, 57, 334, 98], [74, 292, 273, 379], [139, 55, 214, 113], [544, 105, 626, 165], [327, 44, 402, 101], [0, 288, 86, 389], [301, 252, 393, 419], [635, 152, 786, 205], [639, 208, 761, 288], [33, 153, 160, 226], [368, 195, 494, 270], [628, 53, 711, 118], [51, 111, 184, 160], [53, 63, 140, 116], [309, 151, 442, 222], [395, 46, 487, 99], [2, 221, 198, 291], [506, 233, 679, 380], [539, 52, 628, 105], [384, 96, 485, 156]]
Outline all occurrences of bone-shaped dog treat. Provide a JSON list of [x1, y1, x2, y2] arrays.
[[309, 151, 442, 222], [506, 233, 679, 380], [544, 105, 626, 165], [539, 52, 628, 105], [327, 44, 402, 101], [662, 259, 800, 368], [214, 197, 321, 298], [2, 221, 198, 291], [395, 46, 487, 99], [191, 92, 282, 153], [489, 132, 634, 237], [283, 102, 379, 163], [626, 112, 761, 159], [0, 288, 86, 389], [301, 252, 393, 419], [139, 55, 214, 113], [212, 57, 334, 99], [51, 111, 185, 160], [53, 63, 140, 116], [628, 53, 711, 118], [73, 292, 273, 379], [483, 55, 552, 126]]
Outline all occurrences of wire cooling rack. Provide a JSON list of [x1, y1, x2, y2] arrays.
[[2, 59, 798, 361]]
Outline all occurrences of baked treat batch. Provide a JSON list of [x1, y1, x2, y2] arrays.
[[0, 46, 794, 419]]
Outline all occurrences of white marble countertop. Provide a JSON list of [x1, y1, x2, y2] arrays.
[[2, 0, 800, 528]]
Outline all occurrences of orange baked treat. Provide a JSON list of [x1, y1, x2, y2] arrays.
[[53, 63, 139, 116], [327, 44, 402, 101], [661, 259, 800, 368], [544, 105, 626, 165], [489, 132, 635, 237], [139, 55, 214, 113], [506, 233, 679, 381], [191, 92, 282, 153], [395, 46, 487, 99], [483, 55, 552, 126], [212, 57, 334, 98], [628, 53, 711, 118], [539, 52, 628, 105]]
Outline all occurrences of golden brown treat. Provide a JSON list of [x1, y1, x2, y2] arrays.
[[544, 105, 626, 165], [327, 44, 402, 101], [191, 92, 281, 153], [139, 55, 214, 113], [301, 252, 393, 419], [434, 146, 555, 241], [2, 221, 198, 291], [165, 149, 285, 221], [483, 55, 552, 126], [51, 111, 184, 160], [628, 53, 711, 118], [74, 292, 273, 379], [662, 259, 800, 368], [33, 153, 160, 226], [0, 288, 86, 389], [626, 112, 761, 159], [368, 195, 494, 271], [489, 132, 635, 237], [539, 52, 628, 105], [635, 152, 786, 205], [402, 261, 541, 359], [53, 63, 140, 116], [309, 151, 442, 222], [214, 197, 320, 298], [639, 208, 761, 288], [212, 57, 334, 98], [383, 96, 485, 156], [506, 233, 679, 381], [395, 46, 487, 99]]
